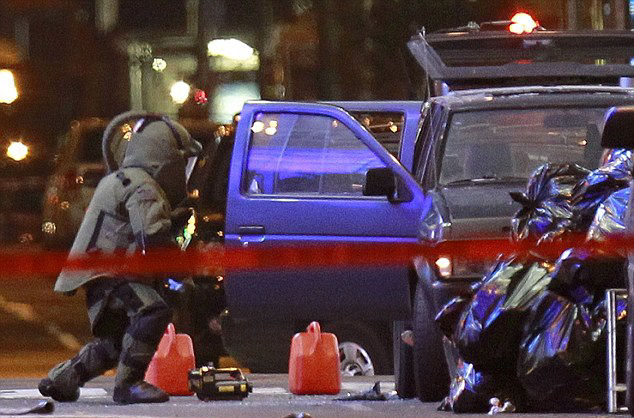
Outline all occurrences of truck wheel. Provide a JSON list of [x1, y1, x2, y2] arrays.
[[413, 278, 450, 402], [393, 320, 417, 398], [324, 321, 390, 376]]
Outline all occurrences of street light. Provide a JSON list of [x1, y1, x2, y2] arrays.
[[6, 140, 28, 161], [0, 69, 18, 104]]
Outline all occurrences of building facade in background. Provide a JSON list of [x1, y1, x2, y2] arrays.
[[0, 0, 631, 145], [257, 0, 632, 102]]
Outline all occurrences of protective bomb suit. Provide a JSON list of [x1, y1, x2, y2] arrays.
[[38, 111, 201, 404]]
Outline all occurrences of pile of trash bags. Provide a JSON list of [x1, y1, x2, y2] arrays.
[[438, 150, 632, 413]]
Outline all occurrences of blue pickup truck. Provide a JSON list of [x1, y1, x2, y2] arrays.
[[189, 101, 424, 376], [184, 26, 634, 401]]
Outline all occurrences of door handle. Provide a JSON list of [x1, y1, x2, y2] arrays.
[[238, 225, 265, 247], [238, 225, 265, 235]]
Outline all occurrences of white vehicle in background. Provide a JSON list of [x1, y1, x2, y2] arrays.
[[41, 117, 111, 249]]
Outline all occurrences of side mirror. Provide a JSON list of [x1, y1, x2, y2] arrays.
[[364, 167, 396, 198], [601, 106, 634, 149]]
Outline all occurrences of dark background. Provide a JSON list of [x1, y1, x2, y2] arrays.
[[0, 0, 630, 244]]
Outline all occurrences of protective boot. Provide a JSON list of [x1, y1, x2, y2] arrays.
[[38, 361, 81, 402], [39, 338, 119, 402], [112, 297, 172, 404], [112, 381, 169, 404]]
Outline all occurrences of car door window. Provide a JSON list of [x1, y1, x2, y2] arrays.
[[245, 112, 386, 197]]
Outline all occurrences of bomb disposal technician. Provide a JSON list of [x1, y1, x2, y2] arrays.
[[38, 111, 201, 404]]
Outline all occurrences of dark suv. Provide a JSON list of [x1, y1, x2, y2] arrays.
[[407, 85, 634, 400]]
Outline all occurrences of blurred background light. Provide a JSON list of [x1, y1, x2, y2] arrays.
[[211, 82, 260, 124], [0, 69, 18, 104], [264, 126, 277, 136], [207, 38, 254, 61], [152, 58, 167, 72], [207, 38, 259, 72], [170, 80, 191, 104], [509, 12, 539, 34], [194, 89, 208, 105], [251, 121, 264, 133], [6, 141, 29, 161]]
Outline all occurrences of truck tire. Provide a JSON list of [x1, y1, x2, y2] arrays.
[[393, 320, 417, 398], [413, 278, 450, 402], [324, 321, 390, 376]]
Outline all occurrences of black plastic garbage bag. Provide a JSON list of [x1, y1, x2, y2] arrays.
[[439, 341, 526, 413], [454, 257, 552, 375], [438, 358, 494, 413], [511, 163, 590, 242], [517, 290, 609, 411], [547, 186, 629, 299], [549, 247, 626, 300], [435, 296, 470, 340], [570, 149, 632, 231], [588, 186, 630, 242]]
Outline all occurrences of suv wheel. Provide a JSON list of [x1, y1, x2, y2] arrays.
[[413, 277, 450, 402], [324, 321, 390, 376]]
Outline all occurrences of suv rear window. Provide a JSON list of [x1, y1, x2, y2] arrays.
[[349, 111, 404, 158], [440, 107, 607, 185]]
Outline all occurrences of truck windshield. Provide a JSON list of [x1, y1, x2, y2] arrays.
[[440, 107, 607, 185]]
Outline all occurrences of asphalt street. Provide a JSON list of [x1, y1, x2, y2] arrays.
[[0, 374, 620, 418], [0, 273, 623, 417], [0, 275, 91, 378], [0, 375, 425, 418]]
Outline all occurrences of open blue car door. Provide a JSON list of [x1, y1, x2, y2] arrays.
[[224, 101, 429, 321]]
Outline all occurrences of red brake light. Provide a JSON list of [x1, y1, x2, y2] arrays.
[[509, 12, 538, 34], [194, 89, 208, 105]]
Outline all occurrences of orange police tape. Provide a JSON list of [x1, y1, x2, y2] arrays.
[[0, 234, 632, 278]]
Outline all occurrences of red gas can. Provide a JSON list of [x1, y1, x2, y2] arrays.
[[144, 323, 196, 396], [288, 321, 341, 395]]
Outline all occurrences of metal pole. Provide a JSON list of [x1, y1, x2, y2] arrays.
[[607, 289, 618, 413]]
